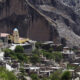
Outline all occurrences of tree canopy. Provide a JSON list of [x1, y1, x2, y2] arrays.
[[30, 54, 41, 64], [61, 71, 71, 80], [0, 67, 18, 80], [31, 74, 40, 80], [15, 45, 24, 53]]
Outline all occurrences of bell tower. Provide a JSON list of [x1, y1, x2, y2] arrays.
[[13, 28, 19, 43]]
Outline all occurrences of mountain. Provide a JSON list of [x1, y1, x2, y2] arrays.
[[0, 0, 60, 43], [0, 0, 80, 47], [60, 0, 80, 15], [26, 0, 80, 47]]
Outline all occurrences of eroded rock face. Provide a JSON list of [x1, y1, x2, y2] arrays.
[[26, 0, 80, 47], [0, 0, 59, 43], [0, 0, 27, 19], [60, 0, 80, 15]]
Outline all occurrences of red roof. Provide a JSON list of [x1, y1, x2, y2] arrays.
[[0, 33, 9, 37]]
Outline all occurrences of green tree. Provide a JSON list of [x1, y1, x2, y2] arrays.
[[49, 47, 53, 52], [4, 48, 28, 63], [0, 67, 18, 80], [4, 48, 14, 57], [53, 52, 63, 62], [16, 53, 28, 63], [41, 50, 53, 59], [30, 54, 40, 64], [35, 42, 41, 49], [50, 70, 61, 80], [40, 50, 62, 62], [32, 49, 40, 55], [42, 77, 49, 80], [61, 71, 71, 80], [31, 74, 39, 80], [15, 45, 24, 53]]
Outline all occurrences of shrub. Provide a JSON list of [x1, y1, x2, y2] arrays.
[[15, 45, 24, 53], [4, 48, 14, 57], [0, 67, 18, 80], [30, 54, 40, 64], [31, 74, 40, 80], [61, 71, 71, 80]]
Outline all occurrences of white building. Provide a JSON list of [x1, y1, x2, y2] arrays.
[[62, 47, 75, 60]]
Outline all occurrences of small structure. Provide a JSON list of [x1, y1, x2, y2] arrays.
[[24, 66, 40, 74], [13, 28, 19, 44], [62, 47, 75, 61], [0, 52, 4, 61], [6, 63, 14, 71], [76, 72, 80, 80], [9, 42, 35, 54], [0, 39, 4, 49], [0, 33, 9, 45]]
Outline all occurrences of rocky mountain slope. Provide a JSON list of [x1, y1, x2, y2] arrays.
[[0, 0, 80, 47], [60, 0, 80, 15], [26, 0, 80, 47]]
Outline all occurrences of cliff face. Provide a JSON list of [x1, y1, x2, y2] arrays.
[[0, 0, 80, 47], [0, 0, 27, 19], [26, 0, 80, 47], [60, 0, 80, 15], [0, 0, 59, 43]]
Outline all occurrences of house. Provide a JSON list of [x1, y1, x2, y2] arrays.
[[9, 41, 35, 54], [62, 47, 75, 61]]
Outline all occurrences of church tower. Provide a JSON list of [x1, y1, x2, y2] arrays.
[[13, 28, 19, 43]]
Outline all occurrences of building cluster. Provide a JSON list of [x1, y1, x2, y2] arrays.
[[0, 28, 36, 52], [0, 28, 33, 45], [0, 48, 80, 80], [0, 28, 80, 80]]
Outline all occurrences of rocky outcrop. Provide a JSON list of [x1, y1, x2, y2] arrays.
[[60, 0, 80, 15], [26, 0, 80, 47], [0, 0, 60, 43]]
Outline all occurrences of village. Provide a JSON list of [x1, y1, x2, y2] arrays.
[[0, 28, 80, 80]]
